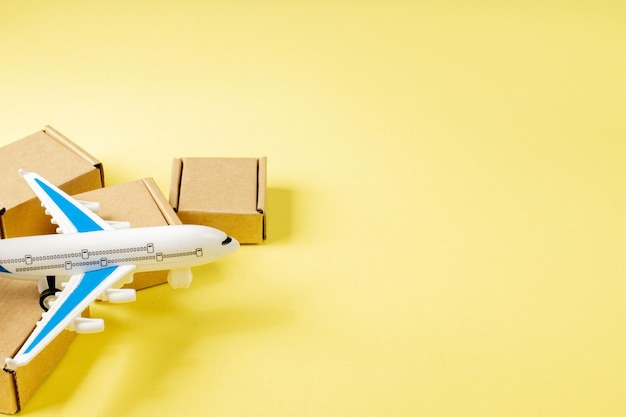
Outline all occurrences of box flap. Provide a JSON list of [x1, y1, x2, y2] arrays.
[[143, 178, 181, 226], [257, 157, 267, 240], [169, 158, 183, 212], [73, 179, 173, 227], [43, 126, 104, 186], [178, 158, 260, 214], [257, 157, 267, 214]]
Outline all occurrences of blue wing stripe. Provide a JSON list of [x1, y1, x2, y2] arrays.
[[22, 267, 117, 354], [34, 178, 103, 233]]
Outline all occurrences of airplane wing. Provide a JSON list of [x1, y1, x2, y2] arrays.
[[19, 169, 113, 233], [4, 171, 136, 369], [5, 264, 136, 369]]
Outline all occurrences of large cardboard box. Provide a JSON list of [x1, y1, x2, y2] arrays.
[[0, 126, 104, 238], [0, 178, 180, 413], [0, 127, 103, 414], [170, 157, 267, 244], [73, 178, 182, 290]]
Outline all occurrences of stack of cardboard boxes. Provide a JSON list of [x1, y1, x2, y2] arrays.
[[0, 127, 265, 414]]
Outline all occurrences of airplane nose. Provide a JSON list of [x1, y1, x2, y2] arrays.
[[220, 235, 239, 255], [196, 226, 239, 257]]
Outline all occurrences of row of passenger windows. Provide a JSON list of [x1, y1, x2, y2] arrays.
[[0, 245, 154, 265], [15, 255, 153, 273], [13, 249, 201, 273]]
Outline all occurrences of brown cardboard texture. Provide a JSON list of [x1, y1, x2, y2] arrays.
[[0, 126, 103, 238], [73, 178, 181, 290], [0, 126, 102, 413], [0, 278, 84, 414], [170, 157, 266, 244], [0, 179, 180, 413]]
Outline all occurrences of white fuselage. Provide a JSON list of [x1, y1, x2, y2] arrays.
[[0, 224, 238, 281]]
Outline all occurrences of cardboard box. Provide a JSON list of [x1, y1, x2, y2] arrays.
[[73, 178, 181, 290], [170, 157, 266, 244], [0, 126, 104, 238], [0, 126, 103, 414], [0, 179, 180, 413]]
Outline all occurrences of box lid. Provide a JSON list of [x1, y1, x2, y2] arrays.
[[0, 126, 103, 213], [173, 157, 263, 214]]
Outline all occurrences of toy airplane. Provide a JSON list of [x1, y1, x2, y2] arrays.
[[2, 170, 239, 370]]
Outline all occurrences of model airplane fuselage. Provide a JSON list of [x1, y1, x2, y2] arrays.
[[0, 225, 236, 283], [3, 170, 239, 370]]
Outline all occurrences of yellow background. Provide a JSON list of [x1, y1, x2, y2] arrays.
[[1, 1, 626, 416]]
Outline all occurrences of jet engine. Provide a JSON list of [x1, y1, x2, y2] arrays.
[[102, 288, 136, 303], [68, 317, 104, 334]]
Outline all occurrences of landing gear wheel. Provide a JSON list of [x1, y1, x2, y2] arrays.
[[39, 288, 59, 311], [38, 276, 60, 311]]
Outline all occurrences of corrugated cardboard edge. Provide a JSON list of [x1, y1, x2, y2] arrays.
[[146, 177, 181, 226], [43, 126, 104, 186], [0, 215, 6, 242], [257, 157, 267, 240], [0, 369, 18, 414], [169, 158, 183, 212]]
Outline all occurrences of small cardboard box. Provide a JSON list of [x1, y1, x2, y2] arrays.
[[170, 157, 266, 244], [73, 178, 182, 290], [0, 126, 104, 238]]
